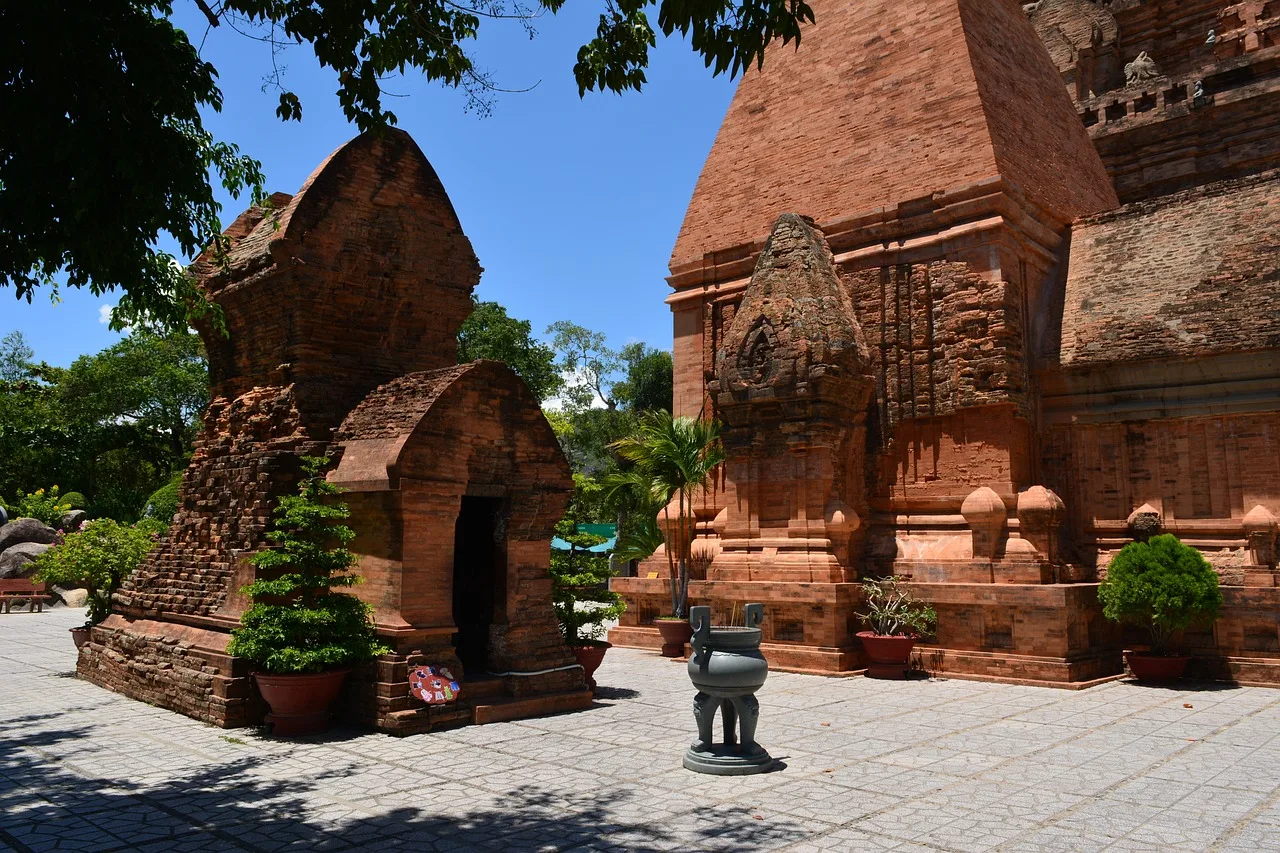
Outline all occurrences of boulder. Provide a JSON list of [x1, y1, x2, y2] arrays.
[[0, 504, 7, 526], [60, 510, 89, 532], [52, 586, 90, 608], [0, 541, 53, 578], [0, 518, 58, 552]]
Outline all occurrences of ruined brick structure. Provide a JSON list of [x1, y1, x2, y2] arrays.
[[612, 0, 1280, 686], [79, 130, 589, 731]]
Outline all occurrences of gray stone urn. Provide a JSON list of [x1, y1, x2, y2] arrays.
[[684, 604, 774, 775]]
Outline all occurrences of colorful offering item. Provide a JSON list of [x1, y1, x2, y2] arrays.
[[409, 665, 461, 705]]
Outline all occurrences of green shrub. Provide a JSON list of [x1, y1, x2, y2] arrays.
[[1098, 534, 1223, 655], [143, 471, 184, 522], [32, 518, 163, 624], [61, 492, 87, 510], [550, 519, 625, 645], [227, 457, 389, 674], [859, 576, 937, 638], [3, 486, 73, 527]]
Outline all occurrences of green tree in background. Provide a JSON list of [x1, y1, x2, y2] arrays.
[[0, 328, 208, 520], [2, 0, 814, 329], [0, 332, 34, 382], [457, 298, 562, 402]]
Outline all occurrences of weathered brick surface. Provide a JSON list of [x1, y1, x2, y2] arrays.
[[671, 0, 1114, 268], [845, 261, 1031, 435], [1060, 171, 1280, 367], [116, 386, 322, 617]]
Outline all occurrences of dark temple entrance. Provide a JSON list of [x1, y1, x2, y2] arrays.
[[452, 496, 506, 677]]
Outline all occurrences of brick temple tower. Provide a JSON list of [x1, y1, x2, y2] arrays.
[[615, 0, 1280, 686]]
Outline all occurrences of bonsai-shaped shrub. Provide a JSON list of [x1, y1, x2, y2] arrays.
[[550, 518, 625, 646], [227, 457, 389, 674], [61, 492, 87, 510], [859, 576, 937, 638], [33, 518, 165, 624], [4, 486, 72, 527], [1098, 534, 1223, 656]]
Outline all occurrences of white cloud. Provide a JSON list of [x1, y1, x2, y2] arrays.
[[98, 304, 114, 325]]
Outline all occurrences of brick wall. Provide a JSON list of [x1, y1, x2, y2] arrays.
[[1060, 171, 1280, 367]]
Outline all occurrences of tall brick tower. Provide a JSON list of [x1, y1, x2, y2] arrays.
[[612, 0, 1128, 682]]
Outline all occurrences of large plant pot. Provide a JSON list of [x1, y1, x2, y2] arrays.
[[572, 642, 611, 691], [656, 619, 694, 658], [857, 632, 916, 680], [1125, 652, 1188, 682], [253, 669, 350, 736], [70, 626, 91, 650], [684, 604, 773, 775]]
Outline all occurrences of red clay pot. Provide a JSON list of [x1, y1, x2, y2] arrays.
[[857, 632, 917, 680], [253, 669, 350, 736], [571, 642, 611, 691], [656, 619, 694, 658], [70, 626, 91, 650], [1125, 652, 1189, 682]]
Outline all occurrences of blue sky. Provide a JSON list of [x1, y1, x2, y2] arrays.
[[2, 4, 738, 367]]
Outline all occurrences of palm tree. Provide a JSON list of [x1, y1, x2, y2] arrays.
[[610, 411, 723, 619]]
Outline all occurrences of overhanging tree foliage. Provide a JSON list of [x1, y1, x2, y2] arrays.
[[2, 0, 814, 328]]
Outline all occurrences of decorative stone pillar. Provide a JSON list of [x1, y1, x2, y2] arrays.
[[1017, 486, 1066, 562], [962, 487, 1007, 560], [1243, 505, 1278, 568], [1127, 503, 1162, 543], [708, 214, 875, 583]]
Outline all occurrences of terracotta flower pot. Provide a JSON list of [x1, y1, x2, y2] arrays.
[[1125, 651, 1189, 682], [571, 642, 611, 691], [656, 619, 695, 658], [70, 626, 91, 650], [857, 632, 917, 680], [253, 669, 350, 736]]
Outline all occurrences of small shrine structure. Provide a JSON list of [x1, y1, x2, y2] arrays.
[[78, 130, 590, 733]]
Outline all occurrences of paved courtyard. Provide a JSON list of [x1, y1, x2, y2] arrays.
[[2, 608, 1278, 852]]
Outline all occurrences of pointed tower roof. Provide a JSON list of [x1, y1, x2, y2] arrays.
[[671, 0, 1118, 269]]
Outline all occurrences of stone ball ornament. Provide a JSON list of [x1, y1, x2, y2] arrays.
[[683, 604, 775, 775]]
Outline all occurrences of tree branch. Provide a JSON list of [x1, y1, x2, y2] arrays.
[[193, 0, 221, 27]]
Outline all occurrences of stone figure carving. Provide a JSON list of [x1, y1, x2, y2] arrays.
[[1124, 51, 1160, 86]]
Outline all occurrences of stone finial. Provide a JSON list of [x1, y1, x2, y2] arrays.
[[1017, 486, 1066, 561], [714, 214, 872, 402], [1127, 503, 1162, 542], [1243, 505, 1278, 568], [962, 487, 1008, 560]]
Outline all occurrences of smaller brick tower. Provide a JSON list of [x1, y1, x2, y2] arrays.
[[710, 214, 875, 585], [79, 130, 587, 732]]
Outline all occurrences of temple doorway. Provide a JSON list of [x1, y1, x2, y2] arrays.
[[452, 495, 506, 677]]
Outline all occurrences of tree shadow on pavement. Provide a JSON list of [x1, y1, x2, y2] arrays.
[[0, 707, 809, 852]]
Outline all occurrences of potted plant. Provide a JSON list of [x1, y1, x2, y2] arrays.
[[227, 457, 389, 735], [611, 411, 724, 657], [550, 519, 625, 691], [32, 517, 164, 648], [857, 576, 937, 679], [1099, 533, 1222, 682]]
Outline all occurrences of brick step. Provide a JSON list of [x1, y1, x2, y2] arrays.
[[461, 676, 507, 702], [470, 689, 594, 725]]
